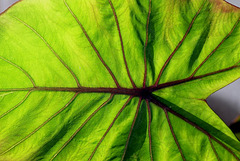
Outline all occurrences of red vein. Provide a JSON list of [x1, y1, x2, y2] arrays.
[[13, 16, 81, 88], [50, 94, 113, 161], [146, 100, 153, 161], [152, 64, 240, 91], [154, 0, 206, 86], [0, 87, 148, 96], [208, 136, 220, 161], [0, 64, 239, 97], [0, 63, 239, 95], [108, 0, 136, 88], [190, 18, 240, 78], [143, 0, 152, 88], [0, 56, 36, 87], [0, 62, 239, 95], [121, 98, 142, 161], [88, 96, 132, 160], [163, 108, 186, 161], [0, 93, 78, 155], [150, 97, 240, 160], [0, 90, 31, 119], [64, 0, 120, 88]]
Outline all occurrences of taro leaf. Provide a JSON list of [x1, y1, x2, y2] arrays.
[[0, 0, 240, 160]]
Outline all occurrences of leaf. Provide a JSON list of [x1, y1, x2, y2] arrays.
[[0, 0, 240, 160]]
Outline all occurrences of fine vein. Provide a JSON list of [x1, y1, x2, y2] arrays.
[[121, 98, 142, 161], [146, 100, 153, 161], [164, 108, 186, 161], [0, 56, 36, 87], [0, 93, 78, 155], [143, 0, 152, 88], [64, 0, 120, 88], [0, 90, 31, 119], [13, 16, 81, 87], [88, 96, 132, 160], [154, 0, 206, 86], [108, 0, 136, 88]]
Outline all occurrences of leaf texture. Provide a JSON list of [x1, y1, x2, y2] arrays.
[[0, 0, 240, 160]]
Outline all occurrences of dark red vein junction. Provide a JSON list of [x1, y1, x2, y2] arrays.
[[1, 63, 240, 94]]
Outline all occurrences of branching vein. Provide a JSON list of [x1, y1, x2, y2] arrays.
[[64, 0, 120, 88], [154, 0, 206, 86], [208, 136, 220, 161], [0, 56, 36, 87], [50, 94, 113, 161], [0, 90, 31, 119], [121, 98, 142, 161], [150, 97, 240, 160], [190, 18, 240, 78], [88, 96, 132, 160], [164, 108, 186, 161], [0, 93, 78, 155], [13, 16, 81, 87], [108, 0, 136, 88]]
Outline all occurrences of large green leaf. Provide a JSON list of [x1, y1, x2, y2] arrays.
[[0, 0, 240, 160]]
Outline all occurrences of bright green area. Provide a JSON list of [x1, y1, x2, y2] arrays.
[[0, 0, 240, 160]]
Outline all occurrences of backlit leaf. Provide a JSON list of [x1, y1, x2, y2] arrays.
[[0, 0, 240, 160]]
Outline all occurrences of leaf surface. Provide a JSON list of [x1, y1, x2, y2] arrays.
[[0, 0, 240, 160]]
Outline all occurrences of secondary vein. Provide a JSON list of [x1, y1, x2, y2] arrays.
[[154, 0, 206, 86], [64, 0, 121, 88], [108, 0, 136, 88], [0, 93, 78, 156], [88, 96, 132, 160], [13, 16, 81, 87], [50, 94, 113, 161], [0, 56, 36, 87]]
